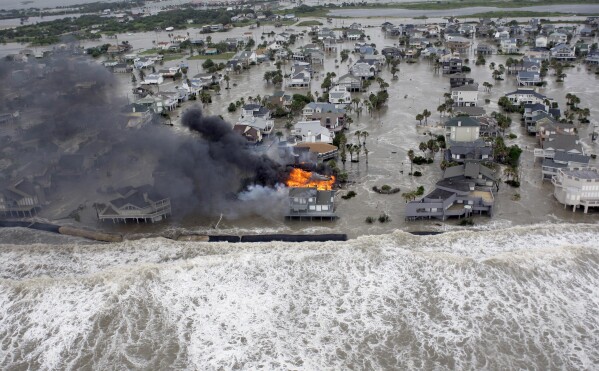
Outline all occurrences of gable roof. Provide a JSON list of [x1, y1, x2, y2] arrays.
[[445, 117, 480, 127]]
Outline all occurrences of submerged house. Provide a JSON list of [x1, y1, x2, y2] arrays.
[[97, 185, 171, 223], [405, 162, 497, 220], [286, 187, 336, 220]]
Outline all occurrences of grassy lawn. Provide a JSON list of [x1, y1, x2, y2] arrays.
[[296, 20, 323, 27], [382, 0, 599, 10], [140, 48, 160, 55], [188, 52, 235, 60], [162, 54, 187, 62], [463, 10, 595, 18]]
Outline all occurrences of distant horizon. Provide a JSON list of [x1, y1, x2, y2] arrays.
[[1, 0, 125, 11]]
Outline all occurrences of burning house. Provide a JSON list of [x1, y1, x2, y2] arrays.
[[285, 168, 337, 220]]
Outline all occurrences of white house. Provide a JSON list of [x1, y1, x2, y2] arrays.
[[552, 167, 599, 213], [133, 57, 154, 69], [500, 38, 519, 53], [141, 73, 163, 85], [237, 116, 274, 136], [548, 32, 568, 44], [451, 84, 478, 107], [445, 117, 480, 142], [551, 44, 576, 60], [292, 121, 333, 143], [287, 70, 311, 88], [328, 86, 351, 107], [350, 59, 377, 79], [505, 89, 549, 105], [535, 35, 548, 48]]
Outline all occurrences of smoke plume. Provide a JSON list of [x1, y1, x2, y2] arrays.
[[0, 51, 290, 222]]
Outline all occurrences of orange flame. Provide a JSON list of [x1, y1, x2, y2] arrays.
[[285, 168, 335, 190]]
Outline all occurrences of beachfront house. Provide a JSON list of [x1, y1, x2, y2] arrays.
[[451, 84, 479, 107], [552, 167, 599, 213], [286, 187, 336, 220], [405, 162, 497, 220], [97, 185, 171, 223]]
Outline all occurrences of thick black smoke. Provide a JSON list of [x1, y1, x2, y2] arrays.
[[0, 51, 289, 222]]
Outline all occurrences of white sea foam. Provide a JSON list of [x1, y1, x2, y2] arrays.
[[0, 223, 598, 369]]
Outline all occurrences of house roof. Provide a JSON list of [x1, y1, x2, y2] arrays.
[[453, 106, 486, 117], [562, 168, 599, 180], [543, 134, 581, 152], [445, 117, 480, 127], [289, 187, 315, 197], [506, 89, 547, 99], [524, 103, 546, 111], [553, 151, 590, 164], [452, 84, 478, 92], [295, 142, 337, 154], [518, 71, 540, 80], [304, 102, 345, 114], [294, 121, 330, 137]]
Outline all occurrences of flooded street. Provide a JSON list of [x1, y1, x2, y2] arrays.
[[2, 16, 598, 237]]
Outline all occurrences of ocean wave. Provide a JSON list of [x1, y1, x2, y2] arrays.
[[0, 223, 598, 369]]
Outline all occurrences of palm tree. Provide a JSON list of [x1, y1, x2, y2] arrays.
[[224, 74, 230, 89], [360, 131, 369, 147], [437, 104, 446, 119], [354, 130, 361, 144], [422, 109, 431, 125], [275, 131, 283, 142], [355, 144, 362, 162], [364, 147, 369, 163], [419, 141, 427, 155], [416, 113, 424, 125], [138, 69, 146, 81], [339, 135, 348, 165], [347, 143, 355, 162], [407, 149, 415, 175]]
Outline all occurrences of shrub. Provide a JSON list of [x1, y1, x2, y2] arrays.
[[416, 186, 424, 196], [461, 66, 471, 73], [365, 216, 375, 224], [337, 171, 349, 183], [505, 180, 520, 187], [372, 185, 400, 194], [342, 191, 357, 200], [413, 171, 423, 177], [508, 133, 517, 139], [412, 156, 429, 165], [378, 213, 391, 223], [227, 102, 236, 112]]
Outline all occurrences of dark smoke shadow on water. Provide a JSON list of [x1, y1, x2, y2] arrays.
[[0, 53, 291, 224]]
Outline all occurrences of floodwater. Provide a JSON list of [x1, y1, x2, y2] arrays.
[[1, 16, 598, 238], [82, 18, 599, 237]]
